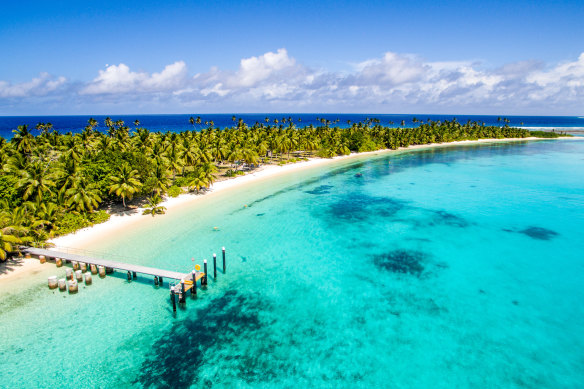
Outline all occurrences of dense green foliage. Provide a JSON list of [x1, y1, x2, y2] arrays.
[[0, 116, 557, 258], [528, 130, 567, 138]]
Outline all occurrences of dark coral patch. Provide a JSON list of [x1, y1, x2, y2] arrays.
[[305, 185, 334, 195], [373, 249, 427, 277], [329, 194, 406, 222], [519, 226, 559, 241], [431, 210, 469, 228], [135, 290, 264, 387]]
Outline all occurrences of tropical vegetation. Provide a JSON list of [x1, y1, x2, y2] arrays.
[[0, 116, 565, 259]]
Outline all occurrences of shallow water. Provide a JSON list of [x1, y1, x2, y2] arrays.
[[1, 139, 583, 388]]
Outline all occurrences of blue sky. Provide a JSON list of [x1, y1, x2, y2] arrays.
[[1, 0, 582, 115]]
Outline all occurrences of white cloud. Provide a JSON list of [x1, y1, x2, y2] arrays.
[[0, 73, 66, 98], [2, 50, 584, 114], [81, 61, 187, 94]]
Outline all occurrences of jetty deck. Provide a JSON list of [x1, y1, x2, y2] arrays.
[[22, 247, 201, 281]]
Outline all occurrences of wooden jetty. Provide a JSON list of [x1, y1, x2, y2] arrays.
[[23, 245, 226, 312], [22, 246, 203, 282]]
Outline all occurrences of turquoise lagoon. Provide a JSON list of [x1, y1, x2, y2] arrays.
[[1, 139, 583, 388]]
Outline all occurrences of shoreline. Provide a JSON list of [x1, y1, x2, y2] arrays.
[[0, 136, 575, 286]]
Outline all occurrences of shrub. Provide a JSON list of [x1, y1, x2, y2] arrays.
[[167, 185, 183, 198]]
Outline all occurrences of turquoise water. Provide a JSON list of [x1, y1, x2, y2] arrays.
[[1, 139, 583, 387]]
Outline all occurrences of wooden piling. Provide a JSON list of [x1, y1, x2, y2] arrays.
[[213, 254, 217, 279], [191, 271, 197, 296], [127, 271, 132, 281], [222, 247, 226, 273], [203, 260, 208, 286], [68, 280, 78, 294], [65, 268, 73, 280], [171, 289, 176, 312], [159, 276, 163, 286], [84, 272, 92, 285], [98, 266, 106, 278], [180, 281, 186, 304], [48, 276, 58, 289], [132, 271, 137, 279], [75, 270, 83, 282], [58, 278, 67, 291], [55, 258, 63, 267], [39, 255, 46, 264], [154, 276, 159, 286]]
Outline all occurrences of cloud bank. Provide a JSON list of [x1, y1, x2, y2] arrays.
[[1, 49, 583, 114]]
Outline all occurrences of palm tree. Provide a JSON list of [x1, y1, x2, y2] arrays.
[[17, 161, 56, 202], [0, 228, 22, 261], [66, 178, 102, 212], [149, 162, 172, 195], [11, 125, 34, 155], [142, 194, 166, 217], [108, 163, 142, 208], [187, 168, 209, 193]]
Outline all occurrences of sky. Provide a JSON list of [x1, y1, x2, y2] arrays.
[[0, 0, 583, 115]]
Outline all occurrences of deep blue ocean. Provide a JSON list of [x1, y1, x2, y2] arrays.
[[1, 114, 583, 139]]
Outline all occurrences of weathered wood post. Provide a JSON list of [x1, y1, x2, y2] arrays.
[[65, 268, 73, 280], [213, 254, 217, 279], [171, 288, 176, 312], [55, 258, 63, 267], [58, 278, 67, 291], [127, 271, 132, 281], [203, 260, 208, 286], [222, 247, 226, 273], [48, 276, 58, 289], [159, 276, 163, 286], [191, 271, 197, 296], [39, 255, 46, 264], [98, 266, 106, 278], [154, 276, 159, 286], [180, 280, 186, 304], [84, 272, 92, 285], [132, 271, 137, 279], [68, 280, 78, 294]]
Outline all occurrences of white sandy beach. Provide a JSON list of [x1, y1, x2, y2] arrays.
[[0, 136, 566, 286], [47, 137, 546, 249]]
